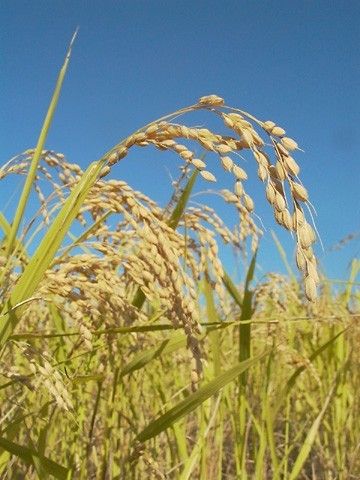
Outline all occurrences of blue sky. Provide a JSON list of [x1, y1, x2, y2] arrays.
[[1, 1, 359, 284]]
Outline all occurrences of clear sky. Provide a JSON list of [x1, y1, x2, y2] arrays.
[[1, 1, 359, 284]]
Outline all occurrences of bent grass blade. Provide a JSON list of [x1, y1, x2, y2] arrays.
[[136, 350, 269, 443]]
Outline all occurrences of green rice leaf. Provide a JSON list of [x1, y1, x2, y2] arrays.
[[288, 377, 338, 480], [167, 169, 198, 229], [203, 275, 221, 377], [120, 332, 186, 377], [0, 437, 71, 480], [0, 212, 28, 260], [222, 271, 243, 308], [136, 349, 269, 443], [239, 250, 257, 383], [5, 29, 78, 258], [271, 230, 296, 281]]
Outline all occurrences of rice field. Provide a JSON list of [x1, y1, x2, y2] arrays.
[[0, 34, 359, 480]]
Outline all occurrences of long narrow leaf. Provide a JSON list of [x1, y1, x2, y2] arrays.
[[239, 249, 257, 367], [0, 437, 70, 480], [222, 271, 243, 308], [167, 169, 198, 229], [0, 213, 28, 260], [5, 29, 78, 257], [288, 378, 338, 480], [271, 230, 296, 281], [120, 332, 187, 377], [136, 350, 269, 443], [203, 275, 221, 377]]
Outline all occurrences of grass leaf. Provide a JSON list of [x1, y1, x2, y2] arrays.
[[0, 437, 71, 480], [120, 332, 187, 377], [136, 349, 269, 443], [4, 29, 78, 257], [288, 375, 339, 480]]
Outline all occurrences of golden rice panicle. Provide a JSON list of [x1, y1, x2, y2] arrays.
[[214, 105, 318, 300], [4, 96, 319, 319], [20, 346, 73, 412], [254, 272, 302, 313]]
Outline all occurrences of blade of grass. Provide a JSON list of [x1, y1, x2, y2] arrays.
[[60, 211, 111, 258], [271, 230, 296, 281], [5, 29, 78, 257], [202, 274, 224, 478], [136, 349, 269, 443], [48, 302, 67, 364], [0, 437, 71, 480], [203, 274, 221, 377], [0, 212, 28, 261], [179, 394, 222, 480], [344, 258, 360, 305], [288, 375, 339, 480], [167, 169, 198, 229], [120, 331, 187, 378], [222, 271, 243, 308], [239, 249, 257, 371]]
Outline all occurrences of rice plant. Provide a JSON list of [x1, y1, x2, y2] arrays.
[[0, 35, 358, 480]]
